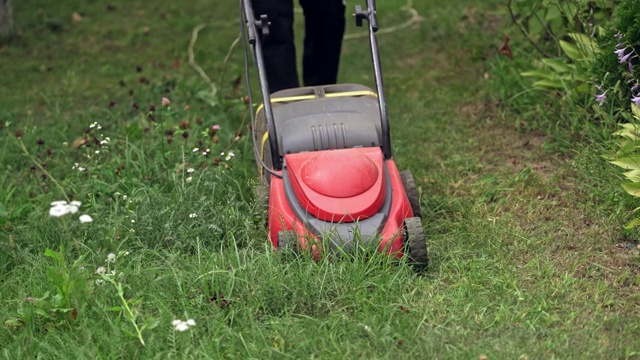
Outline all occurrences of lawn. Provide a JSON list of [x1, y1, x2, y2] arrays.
[[1, 0, 639, 358]]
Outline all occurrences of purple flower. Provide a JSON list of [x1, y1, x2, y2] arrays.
[[630, 61, 635, 73], [632, 83, 640, 93], [615, 47, 627, 58], [632, 94, 640, 107], [620, 51, 632, 64], [614, 32, 624, 40], [595, 91, 607, 106], [616, 42, 626, 49]]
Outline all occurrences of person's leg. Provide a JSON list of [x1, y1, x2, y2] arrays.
[[251, 0, 299, 92], [299, 0, 346, 87]]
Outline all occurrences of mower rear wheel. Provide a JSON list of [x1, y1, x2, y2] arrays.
[[404, 217, 428, 269], [400, 170, 421, 218], [277, 230, 298, 252]]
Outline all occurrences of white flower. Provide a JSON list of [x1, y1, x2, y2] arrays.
[[186, 176, 192, 183], [89, 122, 102, 130], [95, 266, 106, 275], [187, 168, 195, 173], [95, 150, 100, 154], [122, 195, 128, 200], [189, 213, 197, 218], [225, 151, 235, 161], [49, 200, 82, 217], [131, 219, 135, 223], [49, 204, 68, 217], [172, 319, 196, 332], [100, 137, 110, 145], [192, 147, 199, 152], [79, 214, 93, 223], [95, 279, 105, 286], [106, 253, 116, 263]]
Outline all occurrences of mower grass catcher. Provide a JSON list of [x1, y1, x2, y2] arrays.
[[240, 0, 428, 268]]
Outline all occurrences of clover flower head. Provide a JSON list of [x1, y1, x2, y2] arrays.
[[187, 168, 195, 173], [79, 214, 93, 223], [172, 319, 196, 332], [186, 176, 193, 183], [107, 253, 116, 263], [95, 266, 106, 275], [49, 200, 82, 217], [162, 97, 171, 107]]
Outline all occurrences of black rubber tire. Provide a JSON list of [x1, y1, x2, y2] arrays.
[[404, 217, 428, 270], [400, 170, 421, 218], [277, 230, 298, 252]]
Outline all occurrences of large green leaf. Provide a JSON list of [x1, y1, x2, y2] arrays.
[[624, 217, 640, 229], [568, 33, 597, 57], [622, 182, 640, 197], [624, 169, 640, 182], [521, 69, 557, 79], [611, 156, 640, 170], [559, 40, 583, 61], [540, 58, 571, 73], [532, 79, 564, 90], [613, 123, 640, 141]]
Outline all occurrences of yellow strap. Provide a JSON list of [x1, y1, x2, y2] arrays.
[[255, 94, 317, 117], [254, 90, 378, 116], [325, 90, 378, 98], [259, 132, 269, 177]]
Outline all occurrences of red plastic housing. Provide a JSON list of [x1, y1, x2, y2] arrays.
[[268, 147, 414, 257]]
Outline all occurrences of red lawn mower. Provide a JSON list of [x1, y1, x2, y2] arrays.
[[241, 0, 428, 268]]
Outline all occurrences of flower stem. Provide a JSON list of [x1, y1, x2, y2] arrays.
[[14, 137, 71, 203]]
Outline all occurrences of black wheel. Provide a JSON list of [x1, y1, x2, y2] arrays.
[[277, 230, 298, 252], [400, 170, 421, 218], [404, 217, 428, 270]]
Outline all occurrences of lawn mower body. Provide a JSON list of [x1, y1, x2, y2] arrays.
[[242, 0, 427, 266]]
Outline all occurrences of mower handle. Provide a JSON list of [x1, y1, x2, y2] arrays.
[[241, 0, 283, 170], [355, 0, 392, 160]]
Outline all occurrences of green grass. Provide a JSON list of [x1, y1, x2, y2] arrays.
[[1, 0, 640, 358]]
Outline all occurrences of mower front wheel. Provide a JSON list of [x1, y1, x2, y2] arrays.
[[404, 217, 428, 270], [277, 230, 298, 252]]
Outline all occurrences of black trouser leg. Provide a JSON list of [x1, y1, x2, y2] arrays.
[[299, 0, 346, 87], [251, 0, 299, 93]]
